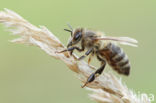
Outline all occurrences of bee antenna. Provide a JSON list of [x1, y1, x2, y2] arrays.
[[64, 29, 72, 36], [64, 23, 73, 36], [67, 23, 73, 31], [64, 29, 72, 32]]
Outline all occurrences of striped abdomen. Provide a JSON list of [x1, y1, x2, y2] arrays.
[[99, 43, 130, 75]]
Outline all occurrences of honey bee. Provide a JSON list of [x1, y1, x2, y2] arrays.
[[57, 24, 138, 88]]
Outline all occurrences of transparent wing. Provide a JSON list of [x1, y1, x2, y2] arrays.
[[94, 36, 138, 47]]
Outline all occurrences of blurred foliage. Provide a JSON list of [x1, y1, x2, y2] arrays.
[[0, 0, 156, 103]]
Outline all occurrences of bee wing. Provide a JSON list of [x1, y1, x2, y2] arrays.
[[94, 36, 138, 47]]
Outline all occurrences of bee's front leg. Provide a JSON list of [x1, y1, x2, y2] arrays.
[[56, 47, 84, 55], [56, 47, 75, 53]]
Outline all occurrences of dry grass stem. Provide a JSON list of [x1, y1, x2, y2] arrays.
[[0, 9, 150, 103]]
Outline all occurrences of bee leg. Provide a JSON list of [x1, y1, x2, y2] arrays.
[[82, 60, 106, 88], [88, 55, 92, 65], [78, 48, 93, 60], [81, 73, 95, 88], [56, 47, 74, 53], [56, 46, 83, 54], [88, 52, 94, 65], [57, 40, 85, 54], [94, 55, 106, 75], [69, 50, 73, 55], [68, 47, 82, 55], [96, 55, 104, 61], [95, 61, 106, 75]]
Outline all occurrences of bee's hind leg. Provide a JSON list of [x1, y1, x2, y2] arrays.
[[82, 55, 106, 88], [93, 55, 107, 75]]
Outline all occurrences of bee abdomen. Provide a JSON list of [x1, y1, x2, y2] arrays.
[[100, 43, 131, 75], [109, 44, 130, 75]]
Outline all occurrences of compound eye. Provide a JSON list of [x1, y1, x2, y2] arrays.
[[74, 32, 82, 40]]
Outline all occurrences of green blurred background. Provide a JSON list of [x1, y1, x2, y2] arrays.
[[0, 0, 155, 103]]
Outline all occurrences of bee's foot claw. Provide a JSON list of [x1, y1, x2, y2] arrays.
[[55, 51, 63, 53], [88, 65, 96, 70], [81, 82, 88, 88], [81, 73, 96, 88], [55, 50, 68, 53], [77, 56, 85, 61]]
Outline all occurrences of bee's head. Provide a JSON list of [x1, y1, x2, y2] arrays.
[[64, 24, 83, 48]]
